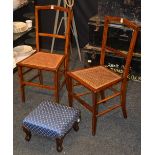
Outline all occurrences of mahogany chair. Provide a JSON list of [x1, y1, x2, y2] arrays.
[[67, 16, 139, 136], [17, 5, 72, 103]]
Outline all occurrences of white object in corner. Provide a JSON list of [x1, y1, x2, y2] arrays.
[[13, 22, 28, 33], [13, 45, 36, 67]]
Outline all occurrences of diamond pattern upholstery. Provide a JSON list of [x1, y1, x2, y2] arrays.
[[23, 100, 80, 138]]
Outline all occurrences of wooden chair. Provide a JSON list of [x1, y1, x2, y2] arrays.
[[67, 16, 139, 136], [17, 5, 72, 103]]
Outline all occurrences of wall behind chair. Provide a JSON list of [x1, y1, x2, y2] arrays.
[[35, 0, 97, 50], [14, 0, 141, 50]]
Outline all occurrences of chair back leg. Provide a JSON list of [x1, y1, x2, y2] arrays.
[[121, 79, 128, 118], [18, 66, 25, 102], [38, 70, 43, 84], [100, 90, 105, 100]]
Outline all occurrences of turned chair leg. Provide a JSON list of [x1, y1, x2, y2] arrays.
[[22, 126, 31, 141], [18, 66, 25, 102], [56, 138, 63, 152]]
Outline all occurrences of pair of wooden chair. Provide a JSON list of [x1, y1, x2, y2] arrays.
[[17, 6, 139, 136], [67, 17, 139, 136], [17, 5, 72, 103]]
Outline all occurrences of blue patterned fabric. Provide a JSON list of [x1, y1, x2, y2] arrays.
[[23, 100, 80, 138]]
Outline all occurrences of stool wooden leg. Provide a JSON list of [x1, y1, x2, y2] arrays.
[[73, 121, 79, 132], [18, 66, 25, 102], [56, 138, 63, 152], [22, 126, 31, 141]]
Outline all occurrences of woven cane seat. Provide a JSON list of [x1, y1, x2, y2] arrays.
[[18, 52, 65, 70], [71, 66, 122, 91]]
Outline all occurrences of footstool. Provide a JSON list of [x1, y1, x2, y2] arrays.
[[22, 100, 81, 152]]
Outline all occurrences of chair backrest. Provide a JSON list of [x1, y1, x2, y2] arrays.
[[100, 16, 140, 79], [35, 5, 72, 55]]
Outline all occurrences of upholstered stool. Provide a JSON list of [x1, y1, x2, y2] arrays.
[[22, 100, 81, 152]]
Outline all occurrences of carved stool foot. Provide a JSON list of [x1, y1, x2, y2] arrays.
[[22, 126, 31, 141], [56, 138, 63, 152], [73, 121, 79, 132]]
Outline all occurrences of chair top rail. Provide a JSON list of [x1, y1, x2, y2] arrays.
[[104, 16, 140, 31], [35, 5, 70, 13]]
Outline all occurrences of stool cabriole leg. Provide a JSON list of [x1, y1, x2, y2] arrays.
[[56, 138, 63, 152], [73, 121, 79, 132], [22, 126, 31, 141]]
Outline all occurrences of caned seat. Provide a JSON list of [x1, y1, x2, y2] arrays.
[[19, 52, 65, 70], [17, 5, 72, 103], [70, 66, 122, 91], [67, 16, 140, 136], [22, 100, 81, 152]]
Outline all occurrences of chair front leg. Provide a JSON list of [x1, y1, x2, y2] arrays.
[[63, 60, 68, 91], [54, 71, 59, 103], [92, 93, 98, 136], [18, 66, 25, 102], [67, 76, 73, 107]]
